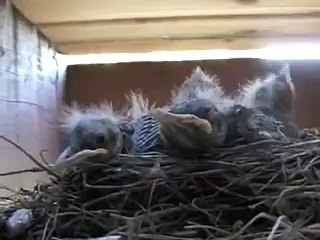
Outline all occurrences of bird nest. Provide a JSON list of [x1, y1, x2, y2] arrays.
[[2, 129, 320, 240]]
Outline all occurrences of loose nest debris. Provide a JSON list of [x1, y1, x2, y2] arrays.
[[1, 129, 320, 240]]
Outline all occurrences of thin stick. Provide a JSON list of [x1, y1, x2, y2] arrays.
[[39, 149, 51, 166], [52, 237, 121, 240], [285, 139, 320, 148], [267, 216, 287, 240], [0, 136, 60, 179], [0, 167, 43, 176]]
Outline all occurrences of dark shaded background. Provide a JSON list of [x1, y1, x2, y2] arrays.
[[64, 58, 320, 128]]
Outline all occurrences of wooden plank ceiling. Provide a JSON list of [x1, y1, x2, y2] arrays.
[[13, 0, 320, 54]]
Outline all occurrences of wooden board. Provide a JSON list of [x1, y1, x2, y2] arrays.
[[59, 38, 301, 54], [57, 39, 262, 54], [0, 1, 63, 194], [13, 0, 320, 54], [42, 17, 320, 43], [13, 0, 320, 24]]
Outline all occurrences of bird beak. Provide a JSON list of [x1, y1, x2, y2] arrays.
[[52, 147, 108, 172], [56, 146, 72, 164]]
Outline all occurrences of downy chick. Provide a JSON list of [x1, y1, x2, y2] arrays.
[[231, 63, 300, 141], [57, 102, 123, 163], [122, 91, 163, 154], [171, 66, 234, 113], [239, 63, 295, 118], [152, 98, 227, 155], [224, 104, 285, 143], [151, 67, 228, 154]]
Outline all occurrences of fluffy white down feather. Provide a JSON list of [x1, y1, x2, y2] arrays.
[[236, 75, 274, 109], [236, 63, 294, 111], [125, 90, 156, 120], [171, 66, 234, 113], [59, 101, 121, 134]]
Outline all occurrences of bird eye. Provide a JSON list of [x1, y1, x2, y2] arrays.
[[96, 134, 105, 144]]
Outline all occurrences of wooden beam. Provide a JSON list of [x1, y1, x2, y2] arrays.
[[13, 0, 320, 24], [40, 17, 320, 44], [56, 38, 288, 54]]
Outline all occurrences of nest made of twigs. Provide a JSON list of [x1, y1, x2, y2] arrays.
[[2, 129, 320, 240]]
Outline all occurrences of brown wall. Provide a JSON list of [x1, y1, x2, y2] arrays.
[[0, 1, 63, 193], [65, 59, 320, 128]]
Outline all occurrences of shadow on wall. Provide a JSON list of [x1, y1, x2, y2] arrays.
[[63, 58, 320, 129]]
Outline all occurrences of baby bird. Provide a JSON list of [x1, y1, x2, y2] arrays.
[[171, 66, 234, 113], [122, 91, 164, 154], [152, 98, 227, 155], [239, 63, 295, 118], [224, 104, 286, 143], [151, 67, 228, 155], [56, 103, 123, 165], [232, 63, 301, 141]]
